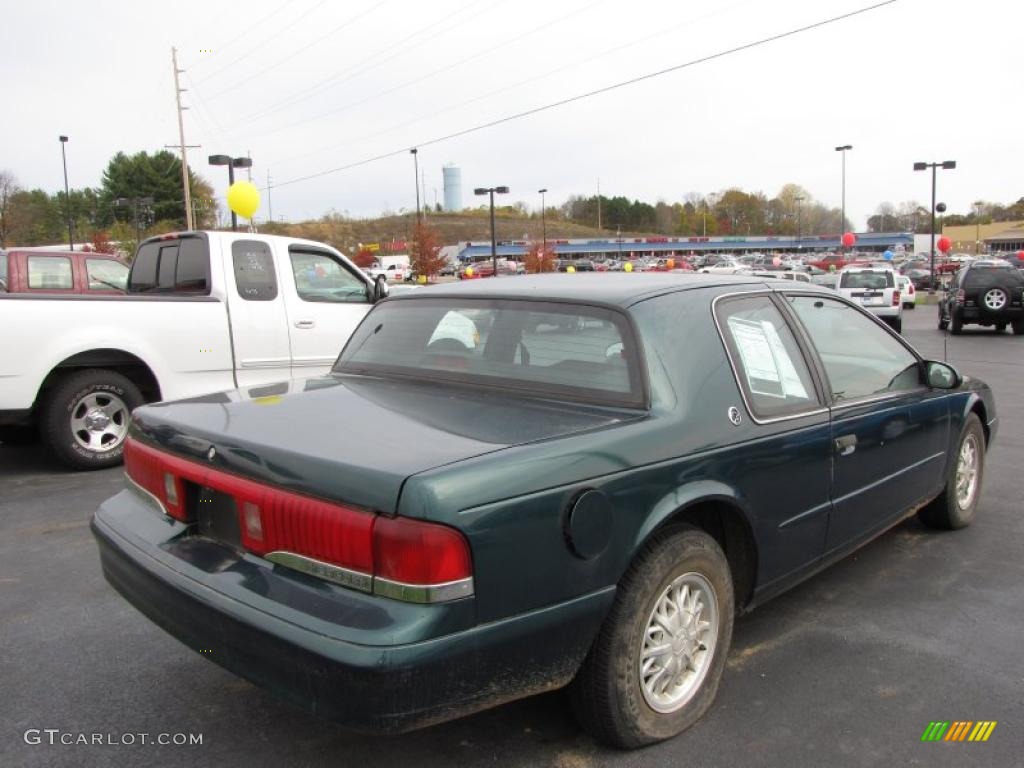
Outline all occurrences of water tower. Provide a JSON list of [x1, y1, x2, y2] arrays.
[[442, 164, 462, 212]]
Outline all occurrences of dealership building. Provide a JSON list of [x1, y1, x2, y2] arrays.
[[455, 232, 913, 263]]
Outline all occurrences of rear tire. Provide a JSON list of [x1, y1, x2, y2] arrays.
[[569, 526, 733, 749], [950, 309, 963, 335], [918, 414, 985, 530], [40, 369, 143, 470]]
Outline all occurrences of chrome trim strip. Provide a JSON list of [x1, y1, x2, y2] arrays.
[[832, 451, 946, 506], [710, 290, 828, 425], [778, 501, 832, 530], [829, 388, 929, 412], [124, 473, 171, 519], [373, 576, 475, 604], [290, 357, 336, 368], [239, 358, 292, 370], [265, 551, 373, 593]]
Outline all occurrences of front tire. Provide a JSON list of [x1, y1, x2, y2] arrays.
[[918, 413, 985, 530], [40, 369, 143, 470], [569, 526, 733, 748]]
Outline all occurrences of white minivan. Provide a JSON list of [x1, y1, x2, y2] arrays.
[[836, 265, 903, 333]]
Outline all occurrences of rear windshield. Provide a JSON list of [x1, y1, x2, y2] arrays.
[[964, 266, 1024, 290], [840, 270, 894, 289], [128, 236, 210, 294], [336, 298, 645, 407]]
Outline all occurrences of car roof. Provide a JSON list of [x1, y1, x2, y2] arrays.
[[385, 273, 833, 308]]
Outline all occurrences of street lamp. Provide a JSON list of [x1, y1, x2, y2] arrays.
[[410, 148, 421, 223], [474, 185, 509, 277], [913, 160, 956, 291], [538, 188, 548, 253], [58, 136, 73, 250], [835, 145, 852, 248], [795, 195, 804, 250], [208, 154, 253, 231]]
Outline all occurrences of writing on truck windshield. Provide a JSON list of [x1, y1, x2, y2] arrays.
[[336, 298, 645, 407]]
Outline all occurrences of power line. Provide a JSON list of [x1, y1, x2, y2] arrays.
[[204, 0, 389, 101], [228, 0, 502, 128], [269, 0, 752, 171], [194, 0, 331, 86], [270, 0, 898, 191], [246, 0, 602, 145], [190, 0, 299, 68]]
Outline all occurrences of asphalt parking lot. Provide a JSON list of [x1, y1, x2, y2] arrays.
[[2, 305, 1021, 768]]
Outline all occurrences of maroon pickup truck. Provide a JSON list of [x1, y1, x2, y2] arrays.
[[0, 249, 127, 294]]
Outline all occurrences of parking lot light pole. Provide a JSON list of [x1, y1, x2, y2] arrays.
[[538, 188, 548, 253], [59, 136, 73, 250], [475, 186, 509, 277], [914, 160, 956, 291], [410, 149, 421, 223], [835, 145, 852, 248], [209, 154, 253, 231]]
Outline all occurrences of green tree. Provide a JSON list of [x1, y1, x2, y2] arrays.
[[100, 150, 213, 229]]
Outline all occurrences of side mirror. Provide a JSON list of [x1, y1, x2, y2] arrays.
[[373, 276, 389, 302], [925, 360, 961, 389]]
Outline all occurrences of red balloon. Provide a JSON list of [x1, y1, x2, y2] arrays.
[[841, 232, 856, 248], [937, 236, 951, 254]]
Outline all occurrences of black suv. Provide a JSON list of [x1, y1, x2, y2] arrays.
[[939, 260, 1024, 334]]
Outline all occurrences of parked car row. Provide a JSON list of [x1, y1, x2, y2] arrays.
[[0, 248, 128, 294]]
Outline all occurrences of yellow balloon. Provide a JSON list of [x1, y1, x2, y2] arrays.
[[465, 266, 474, 278], [566, 265, 576, 273], [624, 262, 634, 272], [417, 274, 427, 284], [227, 181, 260, 219]]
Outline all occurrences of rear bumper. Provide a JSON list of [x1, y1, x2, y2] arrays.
[[959, 305, 1023, 322], [91, 499, 612, 733]]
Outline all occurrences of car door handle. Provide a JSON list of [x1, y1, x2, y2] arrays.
[[834, 434, 857, 456], [294, 320, 315, 329]]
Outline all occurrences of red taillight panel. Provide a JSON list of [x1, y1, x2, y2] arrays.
[[892, 290, 901, 306], [373, 515, 473, 586], [123, 437, 472, 602]]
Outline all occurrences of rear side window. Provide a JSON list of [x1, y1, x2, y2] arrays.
[[232, 240, 277, 301], [128, 238, 209, 294], [716, 295, 819, 419], [27, 256, 73, 290], [839, 271, 894, 289]]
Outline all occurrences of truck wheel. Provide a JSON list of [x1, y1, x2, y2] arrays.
[[918, 414, 985, 530], [40, 369, 143, 470], [950, 309, 963, 335], [569, 526, 733, 748]]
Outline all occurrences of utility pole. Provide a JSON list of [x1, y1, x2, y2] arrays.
[[596, 177, 601, 231], [267, 170, 273, 223], [171, 47, 194, 231], [246, 150, 253, 181]]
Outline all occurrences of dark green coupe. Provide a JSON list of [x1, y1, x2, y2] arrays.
[[92, 274, 997, 748]]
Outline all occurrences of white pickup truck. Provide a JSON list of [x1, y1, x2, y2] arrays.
[[0, 230, 385, 468]]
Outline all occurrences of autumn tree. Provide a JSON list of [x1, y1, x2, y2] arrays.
[[409, 220, 446, 279], [352, 248, 377, 268], [524, 241, 556, 273], [81, 229, 117, 254]]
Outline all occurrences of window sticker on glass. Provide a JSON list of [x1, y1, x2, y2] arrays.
[[727, 317, 808, 400]]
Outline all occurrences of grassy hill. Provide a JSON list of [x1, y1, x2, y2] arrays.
[[259, 211, 655, 253]]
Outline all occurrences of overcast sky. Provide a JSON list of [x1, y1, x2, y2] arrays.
[[3, 0, 1020, 229]]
